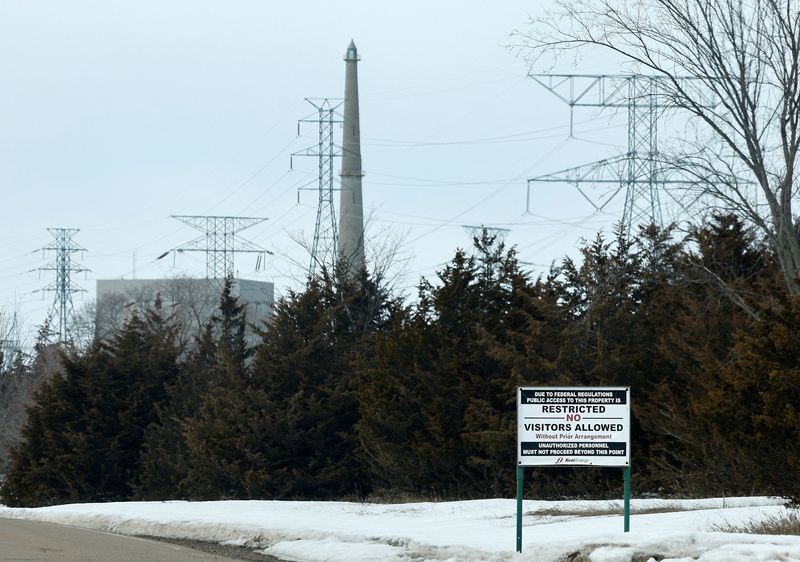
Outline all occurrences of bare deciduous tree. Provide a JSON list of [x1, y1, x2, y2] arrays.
[[515, 0, 800, 293], [0, 313, 58, 476], [95, 275, 272, 351], [95, 277, 219, 350], [288, 209, 412, 293]]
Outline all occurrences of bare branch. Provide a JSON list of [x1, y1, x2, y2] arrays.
[[515, 0, 800, 293]]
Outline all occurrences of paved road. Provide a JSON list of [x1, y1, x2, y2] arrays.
[[0, 518, 245, 561]]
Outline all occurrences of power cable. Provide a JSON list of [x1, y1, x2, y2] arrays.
[[406, 137, 572, 244], [360, 121, 625, 147], [204, 136, 298, 214]]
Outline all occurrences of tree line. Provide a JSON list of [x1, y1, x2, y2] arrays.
[[2, 214, 800, 507]]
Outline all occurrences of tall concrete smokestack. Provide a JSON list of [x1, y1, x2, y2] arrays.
[[338, 40, 365, 277]]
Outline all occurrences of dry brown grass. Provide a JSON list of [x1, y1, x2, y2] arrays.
[[709, 510, 800, 535], [531, 503, 691, 518]]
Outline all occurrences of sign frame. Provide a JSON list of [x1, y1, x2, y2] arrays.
[[517, 386, 630, 468]]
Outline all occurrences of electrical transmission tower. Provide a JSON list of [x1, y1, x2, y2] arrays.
[[527, 74, 715, 236], [463, 224, 510, 242], [292, 98, 343, 275], [36, 228, 88, 344], [171, 215, 271, 279]]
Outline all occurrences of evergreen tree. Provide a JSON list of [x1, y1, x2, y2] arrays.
[[1, 304, 179, 506], [543, 224, 689, 494], [719, 296, 800, 502], [357, 231, 551, 497], [7, 216, 793, 504], [138, 278, 257, 499], [134, 322, 216, 499], [246, 268, 398, 498], [638, 215, 780, 495]]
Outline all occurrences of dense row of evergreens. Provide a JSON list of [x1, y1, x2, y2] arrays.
[[2, 215, 799, 507]]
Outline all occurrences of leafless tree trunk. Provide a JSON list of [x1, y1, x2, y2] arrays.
[[0, 306, 26, 372], [515, 0, 800, 293]]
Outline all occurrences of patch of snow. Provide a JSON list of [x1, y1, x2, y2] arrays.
[[0, 497, 798, 561], [263, 538, 406, 562]]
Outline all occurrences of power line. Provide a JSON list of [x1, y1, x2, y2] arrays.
[[358, 120, 625, 147], [204, 136, 298, 215]]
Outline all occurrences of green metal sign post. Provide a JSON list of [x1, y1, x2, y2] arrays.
[[624, 465, 631, 532], [515, 466, 631, 552], [516, 466, 524, 553]]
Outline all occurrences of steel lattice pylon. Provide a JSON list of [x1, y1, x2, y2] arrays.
[[292, 98, 343, 275], [171, 215, 270, 279], [625, 76, 662, 231], [527, 74, 718, 236], [462, 224, 510, 241], [36, 228, 89, 344]]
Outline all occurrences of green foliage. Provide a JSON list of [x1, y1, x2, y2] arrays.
[[357, 232, 559, 497], [1, 306, 179, 506], [136, 277, 256, 499], [244, 270, 398, 498], [718, 296, 800, 502], [633, 215, 784, 495]]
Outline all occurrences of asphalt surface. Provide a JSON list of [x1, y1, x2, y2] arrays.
[[0, 518, 279, 561]]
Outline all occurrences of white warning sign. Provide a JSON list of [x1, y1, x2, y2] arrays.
[[517, 387, 630, 467]]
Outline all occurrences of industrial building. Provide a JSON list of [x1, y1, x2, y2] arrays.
[[95, 277, 273, 348], [94, 41, 362, 348]]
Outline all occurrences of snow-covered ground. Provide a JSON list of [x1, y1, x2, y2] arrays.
[[1, 497, 799, 561]]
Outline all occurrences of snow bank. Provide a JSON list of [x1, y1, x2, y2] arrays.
[[1, 497, 799, 561]]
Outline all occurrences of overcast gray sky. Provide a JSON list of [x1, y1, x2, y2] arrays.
[[0, 1, 635, 337]]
